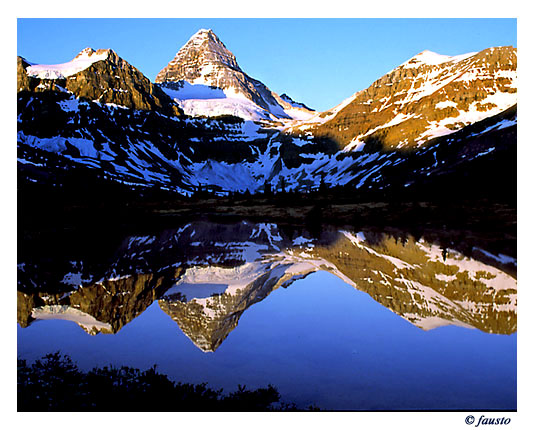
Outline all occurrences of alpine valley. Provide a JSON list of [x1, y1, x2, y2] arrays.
[[17, 27, 518, 412], [17, 28, 517, 199]]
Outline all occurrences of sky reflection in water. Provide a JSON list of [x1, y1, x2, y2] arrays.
[[18, 272, 516, 410], [17, 222, 517, 410]]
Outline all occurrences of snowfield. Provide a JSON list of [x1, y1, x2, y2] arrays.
[[25, 48, 110, 79]]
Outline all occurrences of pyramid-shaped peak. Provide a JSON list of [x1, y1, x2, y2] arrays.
[[186, 28, 225, 47], [155, 28, 241, 83], [193, 28, 215, 37], [177, 28, 234, 59]]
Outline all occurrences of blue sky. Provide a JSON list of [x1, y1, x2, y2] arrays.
[[17, 18, 516, 111]]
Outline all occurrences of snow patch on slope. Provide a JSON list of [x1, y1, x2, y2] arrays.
[[32, 305, 112, 334], [402, 50, 477, 69], [26, 48, 109, 79]]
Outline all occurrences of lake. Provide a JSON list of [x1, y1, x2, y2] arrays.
[[17, 220, 517, 410]]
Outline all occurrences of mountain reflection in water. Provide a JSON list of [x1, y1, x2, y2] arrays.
[[17, 221, 517, 352]]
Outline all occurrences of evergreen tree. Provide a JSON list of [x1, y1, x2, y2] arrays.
[[319, 174, 328, 195], [263, 180, 272, 197]]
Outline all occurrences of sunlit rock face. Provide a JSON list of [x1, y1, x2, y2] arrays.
[[302, 46, 517, 149], [18, 221, 516, 348], [18, 49, 181, 116], [155, 28, 315, 121], [17, 33, 516, 195], [155, 29, 242, 85]]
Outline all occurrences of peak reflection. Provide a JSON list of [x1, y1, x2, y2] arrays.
[[18, 221, 517, 351]]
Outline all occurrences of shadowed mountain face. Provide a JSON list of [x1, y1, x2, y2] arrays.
[[18, 221, 517, 351], [17, 32, 516, 196], [18, 50, 181, 116]]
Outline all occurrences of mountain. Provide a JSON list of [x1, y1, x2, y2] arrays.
[[18, 48, 181, 116], [18, 221, 517, 349], [16, 32, 517, 199], [155, 29, 316, 121], [17, 46, 278, 192], [296, 46, 516, 150]]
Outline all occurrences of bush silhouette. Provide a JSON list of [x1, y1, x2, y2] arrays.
[[18, 352, 299, 411]]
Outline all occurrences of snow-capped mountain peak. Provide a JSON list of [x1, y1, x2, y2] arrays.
[[25, 47, 111, 80], [188, 28, 216, 42], [295, 46, 516, 150], [401, 50, 478, 69], [156, 28, 241, 84], [17, 39, 516, 199], [73, 47, 108, 60], [155, 28, 316, 122]]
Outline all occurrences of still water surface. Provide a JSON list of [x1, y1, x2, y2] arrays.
[[17, 221, 517, 410]]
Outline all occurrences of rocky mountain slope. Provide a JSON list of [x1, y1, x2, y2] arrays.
[[16, 31, 517, 198], [296, 46, 516, 150], [18, 48, 181, 116], [155, 29, 315, 122]]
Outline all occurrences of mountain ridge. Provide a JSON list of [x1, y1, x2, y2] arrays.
[[18, 48, 182, 116], [16, 30, 517, 198], [300, 45, 516, 150]]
